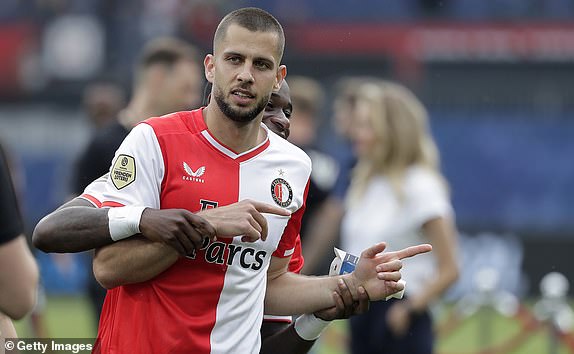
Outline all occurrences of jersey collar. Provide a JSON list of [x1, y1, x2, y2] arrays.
[[201, 123, 271, 162]]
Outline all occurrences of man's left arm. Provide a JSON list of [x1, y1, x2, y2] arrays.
[[260, 277, 369, 354], [265, 256, 336, 315], [265, 242, 432, 316], [93, 237, 178, 289]]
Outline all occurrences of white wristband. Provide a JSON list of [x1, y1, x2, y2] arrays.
[[294, 314, 330, 341], [107, 206, 146, 241]]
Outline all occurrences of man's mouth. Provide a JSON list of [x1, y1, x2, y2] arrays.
[[231, 89, 255, 99]]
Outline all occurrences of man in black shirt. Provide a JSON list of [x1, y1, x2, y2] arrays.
[[0, 142, 39, 338], [72, 37, 204, 194]]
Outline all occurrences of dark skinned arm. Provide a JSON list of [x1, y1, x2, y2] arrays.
[[32, 199, 111, 253], [33, 199, 216, 255]]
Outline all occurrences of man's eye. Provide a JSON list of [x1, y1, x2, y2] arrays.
[[284, 110, 292, 118], [254, 61, 270, 70]]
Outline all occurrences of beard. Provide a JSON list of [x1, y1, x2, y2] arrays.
[[214, 87, 270, 123]]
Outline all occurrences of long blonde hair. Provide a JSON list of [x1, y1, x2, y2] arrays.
[[348, 80, 446, 204]]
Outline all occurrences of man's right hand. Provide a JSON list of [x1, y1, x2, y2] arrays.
[[139, 200, 290, 256], [197, 199, 291, 243], [139, 208, 216, 256]]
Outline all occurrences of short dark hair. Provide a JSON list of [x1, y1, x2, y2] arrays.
[[137, 37, 200, 72], [214, 7, 285, 60]]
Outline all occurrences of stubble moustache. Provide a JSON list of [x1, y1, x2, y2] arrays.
[[214, 87, 269, 123]]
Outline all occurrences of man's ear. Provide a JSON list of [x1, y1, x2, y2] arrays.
[[274, 65, 287, 91], [204, 54, 215, 83]]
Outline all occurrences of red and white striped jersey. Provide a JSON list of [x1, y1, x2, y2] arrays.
[[93, 108, 311, 354], [79, 171, 305, 326]]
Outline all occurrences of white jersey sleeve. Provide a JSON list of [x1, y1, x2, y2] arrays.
[[78, 173, 108, 207], [101, 123, 164, 208]]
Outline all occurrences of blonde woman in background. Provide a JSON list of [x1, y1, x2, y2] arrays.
[[341, 81, 459, 354]]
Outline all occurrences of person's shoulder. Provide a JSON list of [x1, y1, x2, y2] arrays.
[[142, 110, 188, 128], [268, 131, 312, 170], [90, 120, 129, 147], [404, 165, 448, 197], [143, 109, 204, 136]]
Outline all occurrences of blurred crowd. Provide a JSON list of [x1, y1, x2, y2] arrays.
[[2, 0, 574, 98]]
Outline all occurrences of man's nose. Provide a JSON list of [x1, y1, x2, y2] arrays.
[[280, 117, 290, 131], [237, 65, 254, 83], [274, 116, 290, 138]]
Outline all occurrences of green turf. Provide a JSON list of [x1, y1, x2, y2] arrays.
[[14, 296, 97, 339], [13, 296, 574, 354]]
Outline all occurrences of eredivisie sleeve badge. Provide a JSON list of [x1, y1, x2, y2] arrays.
[[270, 178, 293, 207], [111, 154, 136, 189]]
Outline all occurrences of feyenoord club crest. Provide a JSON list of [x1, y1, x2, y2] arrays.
[[271, 178, 293, 207]]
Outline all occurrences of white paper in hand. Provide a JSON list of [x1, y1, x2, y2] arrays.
[[329, 248, 359, 276]]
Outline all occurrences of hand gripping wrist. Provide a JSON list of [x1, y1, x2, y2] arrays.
[[107, 206, 146, 241], [294, 313, 330, 341]]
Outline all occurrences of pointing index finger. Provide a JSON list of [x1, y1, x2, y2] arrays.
[[251, 201, 291, 217], [391, 244, 432, 260]]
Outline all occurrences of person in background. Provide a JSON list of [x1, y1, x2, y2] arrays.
[[72, 37, 203, 195], [0, 142, 39, 339], [82, 81, 126, 130], [285, 76, 339, 275], [301, 77, 367, 275], [341, 81, 459, 354]]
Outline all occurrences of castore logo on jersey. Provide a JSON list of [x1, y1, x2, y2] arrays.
[[183, 162, 205, 183]]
